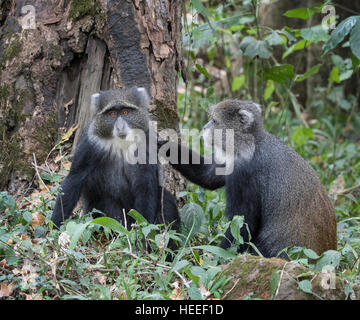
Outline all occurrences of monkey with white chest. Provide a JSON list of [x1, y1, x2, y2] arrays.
[[161, 100, 337, 258], [51, 87, 180, 236]]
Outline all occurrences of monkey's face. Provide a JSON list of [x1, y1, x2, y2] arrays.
[[203, 100, 263, 152], [89, 87, 150, 151]]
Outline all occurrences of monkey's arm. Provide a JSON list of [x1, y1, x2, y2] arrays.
[[51, 171, 86, 227], [159, 141, 225, 190], [51, 138, 91, 227]]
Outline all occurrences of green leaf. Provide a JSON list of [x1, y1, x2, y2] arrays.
[[323, 16, 359, 54], [303, 248, 320, 260], [265, 31, 285, 46], [291, 126, 314, 146], [270, 270, 279, 298], [282, 40, 311, 59], [350, 20, 360, 59], [296, 64, 321, 82], [67, 222, 90, 250], [240, 36, 272, 59], [264, 80, 275, 100], [298, 280, 312, 293], [196, 64, 211, 79], [231, 75, 245, 92], [264, 64, 294, 84], [127, 209, 149, 225], [171, 260, 190, 272], [329, 66, 340, 83], [180, 203, 204, 237], [230, 215, 244, 244], [142, 224, 159, 238], [188, 283, 203, 300], [351, 53, 360, 70], [192, 245, 237, 259], [191, 0, 211, 17], [283, 8, 314, 20], [301, 25, 329, 43], [91, 217, 130, 236], [315, 250, 341, 272]]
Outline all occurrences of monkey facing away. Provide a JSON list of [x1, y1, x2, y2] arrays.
[[160, 100, 337, 258], [51, 87, 180, 236]]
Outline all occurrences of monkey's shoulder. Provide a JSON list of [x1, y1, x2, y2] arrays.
[[248, 133, 321, 184]]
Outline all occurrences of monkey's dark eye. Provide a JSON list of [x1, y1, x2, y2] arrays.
[[108, 110, 118, 118], [121, 109, 131, 116]]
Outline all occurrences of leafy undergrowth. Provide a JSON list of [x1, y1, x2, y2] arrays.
[[0, 182, 236, 300], [0, 164, 360, 300]]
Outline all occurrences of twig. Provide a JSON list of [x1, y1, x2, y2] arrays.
[[123, 209, 132, 253], [123, 250, 191, 288], [32, 153, 50, 192], [222, 278, 240, 299], [338, 184, 360, 195]]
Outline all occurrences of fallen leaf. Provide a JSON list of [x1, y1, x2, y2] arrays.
[[0, 282, 14, 297], [169, 279, 186, 300], [32, 212, 45, 229], [199, 283, 211, 300], [329, 174, 345, 201], [0, 259, 8, 268], [62, 160, 72, 171], [94, 272, 107, 286]]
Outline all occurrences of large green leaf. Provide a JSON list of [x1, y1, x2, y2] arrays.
[[329, 66, 340, 83], [181, 202, 204, 237], [192, 245, 237, 259], [323, 16, 360, 54], [291, 126, 314, 147], [127, 209, 149, 225], [231, 75, 245, 92], [350, 20, 360, 59], [240, 36, 272, 59], [67, 221, 91, 250], [91, 217, 130, 236], [196, 64, 211, 79], [191, 0, 211, 17], [282, 40, 311, 59], [265, 31, 285, 46], [283, 8, 314, 20], [301, 25, 329, 43], [230, 215, 244, 244], [264, 64, 294, 84], [296, 64, 321, 82], [298, 280, 313, 293], [315, 250, 341, 272]]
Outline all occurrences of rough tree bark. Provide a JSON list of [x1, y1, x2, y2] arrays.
[[0, 0, 185, 198]]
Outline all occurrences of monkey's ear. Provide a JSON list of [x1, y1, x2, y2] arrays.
[[129, 86, 150, 107], [238, 109, 254, 126], [91, 93, 101, 113]]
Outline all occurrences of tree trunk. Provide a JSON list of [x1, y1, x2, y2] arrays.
[[0, 0, 185, 198]]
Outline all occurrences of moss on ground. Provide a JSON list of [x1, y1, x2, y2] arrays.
[[0, 35, 22, 68]]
